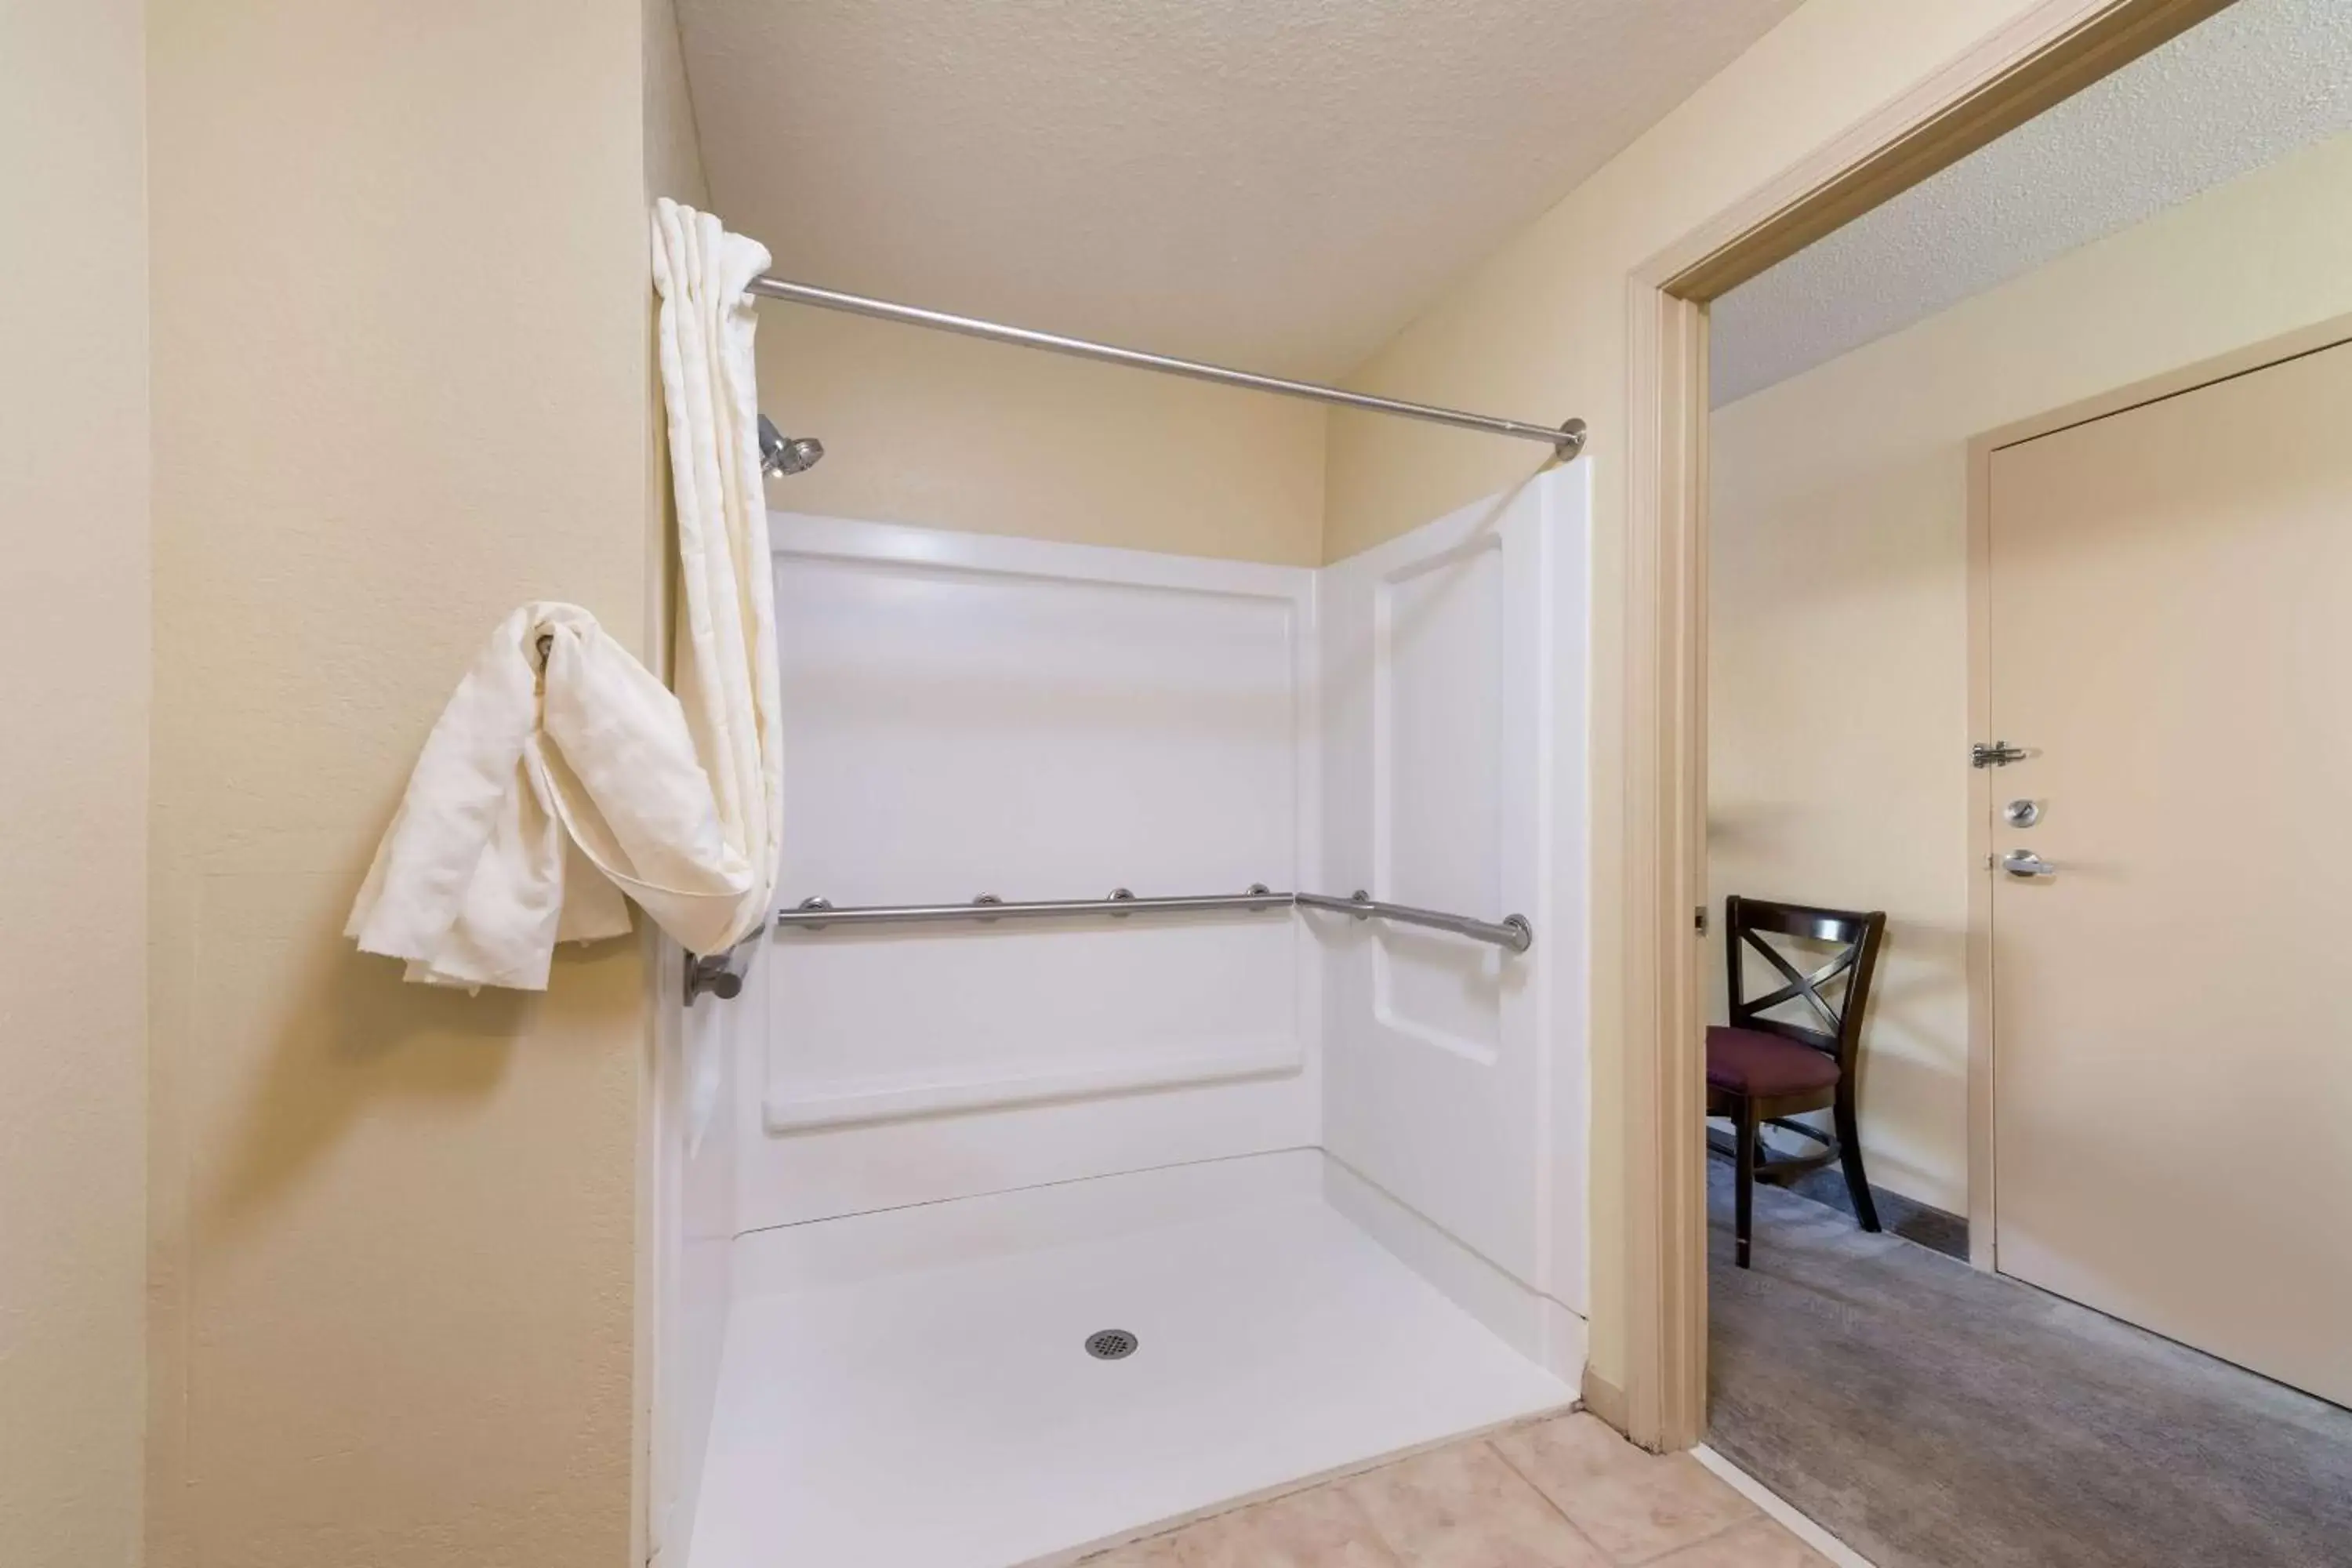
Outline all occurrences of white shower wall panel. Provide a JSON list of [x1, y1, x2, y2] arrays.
[[769, 539, 1297, 900], [649, 926, 752, 1568], [1318, 468, 1590, 1332], [743, 517, 1321, 1229]]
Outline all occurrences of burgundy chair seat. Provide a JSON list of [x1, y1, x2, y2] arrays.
[[1713, 897, 1888, 1268], [1706, 1025, 1841, 1097]]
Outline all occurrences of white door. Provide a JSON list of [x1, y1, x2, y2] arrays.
[[1988, 337, 2352, 1407], [1319, 470, 1587, 1319]]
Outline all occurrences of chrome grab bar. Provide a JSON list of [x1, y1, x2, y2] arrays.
[[770, 886, 1533, 953], [1295, 890, 1533, 954], [774, 887, 1290, 930]]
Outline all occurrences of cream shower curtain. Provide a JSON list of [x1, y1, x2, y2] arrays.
[[344, 201, 781, 989], [648, 198, 784, 950]]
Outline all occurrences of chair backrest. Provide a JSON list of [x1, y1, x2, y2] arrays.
[[1723, 895, 1888, 1074]]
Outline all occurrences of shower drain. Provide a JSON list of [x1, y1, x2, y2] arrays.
[[1084, 1328, 1138, 1361]]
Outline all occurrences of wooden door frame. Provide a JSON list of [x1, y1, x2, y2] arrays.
[[1614, 0, 2235, 1451], [1960, 308, 2352, 1274]]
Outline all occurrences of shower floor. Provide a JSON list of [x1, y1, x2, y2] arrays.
[[686, 1153, 1576, 1568]]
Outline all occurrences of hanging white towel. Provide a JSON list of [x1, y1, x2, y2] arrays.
[[347, 201, 782, 989], [345, 603, 758, 989]]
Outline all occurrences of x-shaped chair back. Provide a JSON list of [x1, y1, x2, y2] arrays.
[[1724, 895, 1886, 1073]]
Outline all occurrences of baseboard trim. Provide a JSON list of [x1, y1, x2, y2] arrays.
[[1768, 1160, 1972, 1262]]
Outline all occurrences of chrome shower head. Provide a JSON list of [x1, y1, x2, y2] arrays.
[[758, 414, 824, 477]]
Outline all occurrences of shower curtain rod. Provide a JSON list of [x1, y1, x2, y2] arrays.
[[745, 274, 1588, 456]]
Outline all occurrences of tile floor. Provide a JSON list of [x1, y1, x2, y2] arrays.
[[1076, 1413, 1830, 1567]]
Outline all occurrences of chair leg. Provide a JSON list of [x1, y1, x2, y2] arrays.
[[1734, 1100, 1758, 1269], [1834, 1094, 1882, 1233]]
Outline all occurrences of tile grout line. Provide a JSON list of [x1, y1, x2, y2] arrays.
[[1690, 1446, 1878, 1568], [1051, 1406, 1581, 1567], [1486, 1423, 1778, 1567], [1479, 1434, 1626, 1564], [1066, 1417, 1848, 1568]]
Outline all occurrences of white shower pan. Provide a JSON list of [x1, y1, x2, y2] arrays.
[[687, 1153, 1573, 1568]]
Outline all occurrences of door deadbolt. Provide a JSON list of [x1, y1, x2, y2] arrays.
[[2003, 798, 2042, 828]]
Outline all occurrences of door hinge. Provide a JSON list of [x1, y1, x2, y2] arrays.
[[1971, 740, 2031, 769], [1694, 906, 1708, 935]]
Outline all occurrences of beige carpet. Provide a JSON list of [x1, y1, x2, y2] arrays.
[[1706, 1161, 2352, 1567]]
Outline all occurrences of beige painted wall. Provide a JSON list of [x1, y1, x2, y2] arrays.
[[1708, 129, 2352, 1216], [1323, 0, 2051, 1392], [647, 0, 710, 212], [0, 3, 151, 1565], [145, 4, 658, 1564], [758, 309, 1328, 566], [645, 0, 712, 667]]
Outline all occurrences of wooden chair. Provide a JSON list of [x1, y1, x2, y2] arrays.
[[1708, 895, 1888, 1269]]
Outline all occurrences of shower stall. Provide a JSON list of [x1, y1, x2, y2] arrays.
[[649, 286, 1592, 1568]]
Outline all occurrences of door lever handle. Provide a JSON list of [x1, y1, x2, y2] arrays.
[[2002, 849, 2058, 880]]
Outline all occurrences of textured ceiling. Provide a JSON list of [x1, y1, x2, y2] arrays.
[[1711, 0, 2352, 406], [678, 0, 1799, 378]]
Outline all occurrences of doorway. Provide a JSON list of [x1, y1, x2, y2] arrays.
[[1664, 0, 2352, 1560]]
